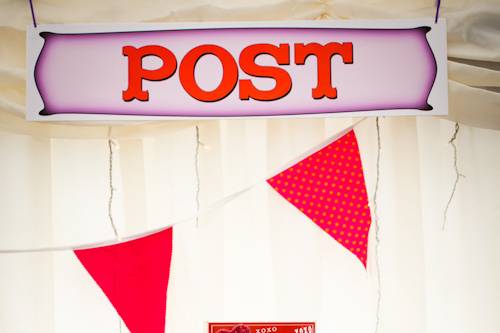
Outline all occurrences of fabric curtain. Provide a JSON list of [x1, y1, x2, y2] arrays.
[[0, 1, 499, 333], [1, 116, 499, 333]]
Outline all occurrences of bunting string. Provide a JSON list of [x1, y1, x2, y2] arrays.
[[0, 185, 255, 254], [0, 118, 366, 254]]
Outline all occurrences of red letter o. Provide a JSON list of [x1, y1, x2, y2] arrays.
[[180, 45, 238, 102]]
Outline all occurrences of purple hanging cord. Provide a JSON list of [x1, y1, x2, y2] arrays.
[[435, 0, 441, 23], [28, 0, 37, 28]]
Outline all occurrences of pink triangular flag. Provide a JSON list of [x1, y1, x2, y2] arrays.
[[267, 130, 372, 267], [74, 228, 173, 333]]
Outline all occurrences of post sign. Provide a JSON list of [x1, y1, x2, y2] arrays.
[[27, 20, 447, 121], [208, 322, 315, 333]]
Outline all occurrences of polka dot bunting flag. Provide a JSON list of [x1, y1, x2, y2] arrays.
[[267, 130, 372, 267]]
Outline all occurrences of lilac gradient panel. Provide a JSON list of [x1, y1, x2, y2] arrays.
[[34, 27, 436, 117]]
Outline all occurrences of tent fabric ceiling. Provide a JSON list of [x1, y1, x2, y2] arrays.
[[0, 0, 499, 133]]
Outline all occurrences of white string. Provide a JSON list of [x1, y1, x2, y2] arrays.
[[107, 127, 120, 240], [442, 122, 465, 230], [373, 117, 382, 333], [0, 118, 367, 253], [107, 127, 123, 333]]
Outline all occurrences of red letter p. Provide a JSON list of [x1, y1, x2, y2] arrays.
[[122, 45, 177, 102]]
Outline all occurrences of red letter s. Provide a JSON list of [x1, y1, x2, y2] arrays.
[[239, 43, 292, 101]]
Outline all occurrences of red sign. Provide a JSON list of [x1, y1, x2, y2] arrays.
[[208, 322, 315, 333]]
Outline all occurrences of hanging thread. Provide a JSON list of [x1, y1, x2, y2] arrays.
[[434, 0, 441, 23], [107, 127, 120, 240], [373, 117, 382, 333], [27, 0, 37, 28], [107, 127, 123, 333], [194, 126, 201, 227], [442, 122, 465, 230]]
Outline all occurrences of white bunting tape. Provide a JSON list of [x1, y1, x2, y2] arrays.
[[0, 118, 366, 253]]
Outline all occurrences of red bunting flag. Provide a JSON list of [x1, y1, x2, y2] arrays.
[[74, 228, 173, 333], [267, 130, 372, 267]]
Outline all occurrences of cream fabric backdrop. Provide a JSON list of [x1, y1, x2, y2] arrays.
[[0, 1, 500, 333]]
